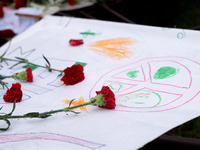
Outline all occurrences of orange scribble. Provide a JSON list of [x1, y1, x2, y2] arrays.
[[63, 96, 88, 112], [89, 37, 138, 60]]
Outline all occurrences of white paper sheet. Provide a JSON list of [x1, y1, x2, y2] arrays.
[[0, 16, 200, 150]]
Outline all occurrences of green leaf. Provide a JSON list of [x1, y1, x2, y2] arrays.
[[0, 50, 7, 60], [68, 99, 75, 107], [57, 72, 63, 77], [39, 113, 51, 118], [70, 111, 81, 114], [24, 112, 51, 118], [43, 55, 51, 67], [24, 112, 40, 118], [0, 80, 8, 89], [15, 57, 26, 60], [0, 119, 11, 131], [9, 62, 21, 69]]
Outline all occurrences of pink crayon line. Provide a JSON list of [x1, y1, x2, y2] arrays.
[[0, 132, 105, 149], [111, 65, 146, 82]]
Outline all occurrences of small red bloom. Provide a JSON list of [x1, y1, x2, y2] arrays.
[[3, 83, 23, 103], [69, 0, 75, 5], [61, 64, 85, 85], [0, 4, 4, 18], [15, 0, 26, 9], [25, 67, 33, 82], [96, 86, 116, 109], [0, 29, 15, 39], [69, 39, 84, 46]]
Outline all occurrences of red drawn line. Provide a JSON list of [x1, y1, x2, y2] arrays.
[[0, 132, 105, 149]]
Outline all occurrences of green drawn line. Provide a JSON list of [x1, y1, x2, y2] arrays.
[[134, 102, 144, 104], [116, 89, 162, 107], [108, 83, 123, 93], [22, 64, 38, 70], [154, 66, 179, 80], [126, 70, 139, 79], [134, 90, 161, 107], [145, 90, 162, 107], [177, 30, 186, 39], [74, 62, 87, 67], [80, 30, 102, 38]]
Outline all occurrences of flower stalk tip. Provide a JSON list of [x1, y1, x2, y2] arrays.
[[0, 86, 116, 131], [11, 67, 33, 82]]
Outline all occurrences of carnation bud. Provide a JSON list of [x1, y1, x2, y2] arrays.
[[92, 94, 106, 107]]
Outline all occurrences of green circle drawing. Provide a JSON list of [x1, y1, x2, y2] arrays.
[[108, 83, 123, 93], [117, 89, 162, 108]]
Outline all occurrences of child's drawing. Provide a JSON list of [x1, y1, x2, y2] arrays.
[[89, 37, 138, 60], [162, 27, 186, 39], [0, 52, 87, 105], [89, 56, 200, 112], [1, 16, 200, 150]]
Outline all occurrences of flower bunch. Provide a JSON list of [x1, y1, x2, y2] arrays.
[[0, 53, 85, 88], [0, 0, 93, 8], [0, 85, 116, 131], [0, 51, 116, 131]]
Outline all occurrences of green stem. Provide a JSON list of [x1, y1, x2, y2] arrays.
[[0, 80, 9, 89], [4, 100, 96, 120], [26, 61, 62, 72], [2, 57, 63, 73]]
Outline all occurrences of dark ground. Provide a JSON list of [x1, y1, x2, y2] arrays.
[[58, 0, 200, 29]]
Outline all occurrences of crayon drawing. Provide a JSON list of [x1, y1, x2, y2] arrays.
[[89, 56, 200, 112], [0, 132, 105, 150], [89, 37, 138, 60]]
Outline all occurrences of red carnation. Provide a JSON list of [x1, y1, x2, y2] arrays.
[[3, 83, 23, 103], [69, 39, 84, 46], [25, 67, 33, 82], [96, 86, 116, 109], [0, 4, 4, 18], [69, 0, 75, 6], [61, 64, 85, 85], [0, 29, 15, 39], [15, 0, 26, 9]]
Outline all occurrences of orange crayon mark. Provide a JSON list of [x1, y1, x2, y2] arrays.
[[89, 37, 138, 60], [63, 96, 88, 112]]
